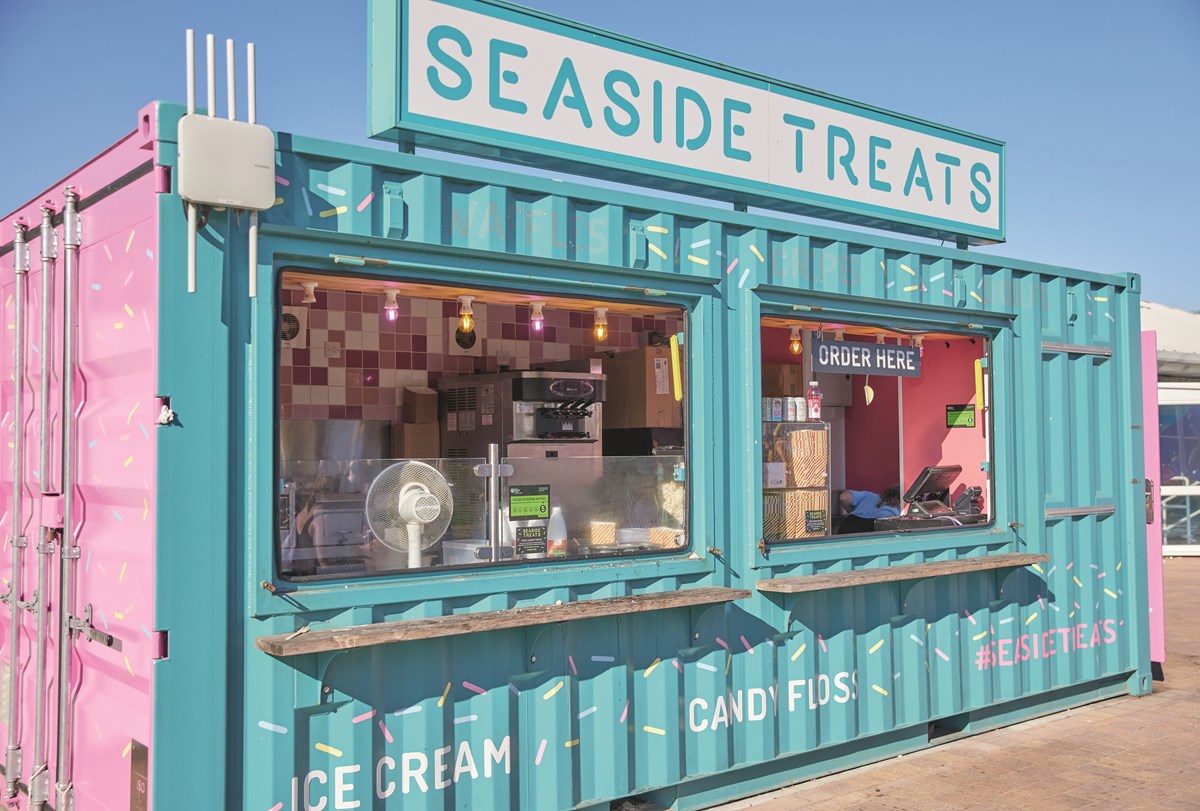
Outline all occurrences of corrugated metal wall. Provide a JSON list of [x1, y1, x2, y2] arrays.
[[152, 117, 1146, 809]]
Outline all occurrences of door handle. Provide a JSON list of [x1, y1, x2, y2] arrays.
[[1145, 478, 1155, 525]]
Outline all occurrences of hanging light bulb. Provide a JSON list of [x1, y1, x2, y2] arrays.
[[530, 301, 545, 333], [833, 329, 846, 342], [301, 281, 318, 305], [788, 325, 803, 356], [914, 336, 924, 358], [593, 306, 608, 341], [876, 334, 886, 344], [457, 295, 475, 332], [383, 289, 400, 322]]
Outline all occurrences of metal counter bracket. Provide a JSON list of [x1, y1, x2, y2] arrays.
[[68, 604, 122, 651]]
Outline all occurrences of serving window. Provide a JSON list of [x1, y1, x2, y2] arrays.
[[275, 270, 688, 580], [760, 317, 992, 543]]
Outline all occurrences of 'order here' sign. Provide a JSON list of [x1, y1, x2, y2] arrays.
[[370, 0, 1006, 244], [810, 339, 922, 378]]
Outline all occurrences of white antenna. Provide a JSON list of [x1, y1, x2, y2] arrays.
[[180, 29, 273, 299], [186, 29, 197, 292], [247, 41, 258, 298], [226, 38, 236, 121], [206, 34, 216, 117]]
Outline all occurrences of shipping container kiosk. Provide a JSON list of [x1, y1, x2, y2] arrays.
[[0, 1, 1150, 809]]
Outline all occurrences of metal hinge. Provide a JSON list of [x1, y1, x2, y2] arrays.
[[28, 764, 50, 806]]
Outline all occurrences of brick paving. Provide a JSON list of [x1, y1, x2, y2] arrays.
[[716, 557, 1200, 810]]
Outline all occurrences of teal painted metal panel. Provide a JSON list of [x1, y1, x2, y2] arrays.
[[146, 103, 1149, 809]]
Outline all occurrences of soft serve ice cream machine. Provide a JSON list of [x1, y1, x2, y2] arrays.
[[439, 370, 606, 459]]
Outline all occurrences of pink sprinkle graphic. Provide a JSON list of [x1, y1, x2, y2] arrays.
[[1066, 562, 1074, 570], [964, 609, 977, 625], [535, 739, 547, 765], [568, 655, 578, 676], [725, 258, 739, 275], [275, 175, 290, 186], [378, 720, 393, 743], [740, 635, 754, 654], [619, 700, 629, 724], [463, 681, 486, 695], [673, 660, 683, 673], [356, 191, 375, 212], [715, 637, 730, 650], [818, 634, 827, 653], [352, 710, 376, 724]]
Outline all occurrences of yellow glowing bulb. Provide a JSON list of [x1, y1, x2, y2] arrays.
[[459, 313, 474, 332], [595, 323, 608, 341], [789, 337, 802, 355]]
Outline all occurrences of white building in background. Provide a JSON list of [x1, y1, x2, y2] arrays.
[[1142, 300, 1200, 554]]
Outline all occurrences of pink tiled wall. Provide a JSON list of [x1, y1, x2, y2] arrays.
[[279, 288, 682, 420]]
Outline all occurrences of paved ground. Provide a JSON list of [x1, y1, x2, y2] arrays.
[[715, 556, 1200, 810]]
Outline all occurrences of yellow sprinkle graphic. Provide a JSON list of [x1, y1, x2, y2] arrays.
[[1094, 296, 1108, 302], [114, 323, 125, 330], [543, 680, 564, 700], [687, 254, 708, 265], [123, 303, 135, 318], [868, 639, 885, 654], [879, 261, 886, 270], [1031, 563, 1044, 574], [1116, 561, 1122, 571], [900, 263, 915, 276], [143, 499, 149, 520], [122, 742, 132, 758], [646, 225, 669, 234], [1105, 589, 1118, 599], [791, 642, 807, 662], [642, 726, 666, 736], [970, 291, 984, 303], [750, 245, 765, 263], [114, 611, 125, 620], [123, 456, 134, 468], [1025, 612, 1038, 625], [1073, 576, 1084, 588], [124, 655, 135, 677], [125, 230, 135, 252], [644, 658, 661, 678], [274, 197, 284, 206], [647, 242, 668, 260], [4, 295, 10, 307], [318, 206, 348, 218], [972, 631, 988, 641], [725, 655, 730, 675], [1069, 611, 1076, 618], [872, 684, 888, 696], [438, 682, 451, 707], [315, 743, 342, 757], [119, 561, 127, 582], [127, 402, 140, 425], [903, 285, 919, 293], [564, 739, 580, 748]]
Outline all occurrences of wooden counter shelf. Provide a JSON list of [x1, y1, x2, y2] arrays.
[[756, 552, 1050, 594], [257, 586, 750, 657]]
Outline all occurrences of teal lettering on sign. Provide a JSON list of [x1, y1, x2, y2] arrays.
[[373, 0, 1006, 244]]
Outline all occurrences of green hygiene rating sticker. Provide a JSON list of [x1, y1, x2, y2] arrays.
[[509, 484, 551, 519], [946, 404, 977, 428]]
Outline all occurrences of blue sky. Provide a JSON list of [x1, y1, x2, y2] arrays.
[[2, 1, 1197, 309]]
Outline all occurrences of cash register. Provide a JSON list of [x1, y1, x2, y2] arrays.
[[874, 465, 988, 531]]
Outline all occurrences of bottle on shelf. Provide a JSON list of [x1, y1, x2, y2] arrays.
[[547, 506, 568, 557], [806, 380, 823, 422]]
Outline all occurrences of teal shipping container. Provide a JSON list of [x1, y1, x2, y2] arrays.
[[0, 1, 1149, 809]]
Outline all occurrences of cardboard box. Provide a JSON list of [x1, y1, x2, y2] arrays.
[[401, 386, 439, 424], [599, 346, 684, 430], [393, 421, 440, 459], [763, 363, 806, 396]]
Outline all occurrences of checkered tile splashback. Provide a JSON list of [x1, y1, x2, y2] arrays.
[[279, 288, 682, 420]]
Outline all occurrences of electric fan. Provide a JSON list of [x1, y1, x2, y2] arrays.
[[365, 461, 454, 568]]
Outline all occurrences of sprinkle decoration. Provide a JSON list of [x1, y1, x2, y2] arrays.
[[568, 656, 578, 676], [647, 242, 668, 261], [647, 225, 669, 234], [871, 684, 889, 696], [543, 680, 564, 700], [122, 742, 132, 758], [258, 721, 288, 735], [900, 263, 916, 276], [352, 710, 376, 724], [315, 743, 342, 758], [687, 254, 708, 266], [438, 682, 451, 707], [642, 726, 666, 736], [644, 658, 661, 678], [818, 634, 827, 653], [715, 637, 730, 650], [316, 183, 346, 196], [535, 739, 547, 766], [619, 700, 629, 724], [749, 245, 765, 263], [969, 292, 984, 303], [725, 258, 739, 275], [972, 631, 988, 641], [378, 721, 393, 744], [964, 609, 976, 625], [868, 639, 885, 654], [564, 739, 580, 748], [935, 648, 950, 662], [1031, 563, 1044, 574], [125, 230, 136, 253], [1104, 589, 1118, 599], [356, 192, 375, 212], [739, 635, 754, 654], [590, 655, 614, 663], [578, 706, 597, 720], [697, 662, 718, 672], [903, 285, 919, 293], [453, 715, 477, 725], [1073, 576, 1084, 588], [319, 205, 348, 218], [463, 681, 486, 695], [1025, 612, 1039, 626]]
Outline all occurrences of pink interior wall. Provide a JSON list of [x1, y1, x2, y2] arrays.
[[900, 339, 987, 504], [0, 106, 159, 808], [1142, 331, 1166, 662], [280, 287, 681, 421], [844, 373, 902, 494]]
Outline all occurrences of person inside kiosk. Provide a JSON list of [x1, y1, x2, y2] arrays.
[[760, 317, 992, 543]]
